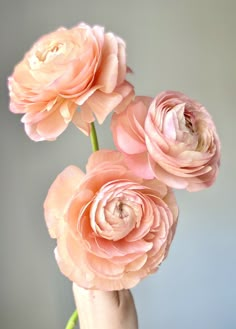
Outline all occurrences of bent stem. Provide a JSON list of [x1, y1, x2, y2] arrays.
[[65, 122, 99, 329]]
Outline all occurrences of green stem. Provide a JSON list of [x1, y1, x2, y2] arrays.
[[90, 122, 99, 152], [65, 122, 100, 329], [65, 309, 78, 329]]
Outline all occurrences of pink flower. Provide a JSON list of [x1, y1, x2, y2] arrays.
[[44, 150, 178, 290], [8, 23, 134, 141], [111, 91, 221, 191]]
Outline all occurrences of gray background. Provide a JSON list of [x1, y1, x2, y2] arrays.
[[1, 0, 235, 328]]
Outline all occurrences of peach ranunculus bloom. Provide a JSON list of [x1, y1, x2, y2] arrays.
[[111, 91, 221, 192], [44, 150, 178, 290], [8, 23, 134, 141]]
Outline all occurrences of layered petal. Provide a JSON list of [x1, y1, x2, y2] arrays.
[[8, 23, 133, 141], [44, 150, 178, 290], [111, 91, 221, 191]]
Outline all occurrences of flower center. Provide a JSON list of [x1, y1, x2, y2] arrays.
[[29, 42, 66, 69], [184, 112, 194, 133], [103, 197, 138, 240], [114, 201, 129, 219], [36, 42, 64, 63], [90, 194, 142, 241]]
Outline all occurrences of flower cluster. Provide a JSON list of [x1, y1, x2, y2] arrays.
[[8, 23, 220, 291]]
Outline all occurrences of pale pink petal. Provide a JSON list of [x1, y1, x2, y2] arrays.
[[86, 253, 125, 278], [95, 54, 118, 93], [21, 101, 57, 124], [74, 85, 101, 105], [35, 107, 69, 140], [128, 97, 152, 138], [59, 101, 77, 123], [124, 153, 155, 179], [116, 40, 126, 85], [86, 150, 124, 173], [126, 254, 148, 272], [86, 237, 152, 258], [112, 81, 135, 114], [85, 90, 122, 124], [44, 165, 85, 238], [112, 119, 147, 154], [72, 110, 91, 136], [149, 156, 189, 189]]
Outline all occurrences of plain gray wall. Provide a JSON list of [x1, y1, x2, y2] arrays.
[[1, 0, 235, 328]]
